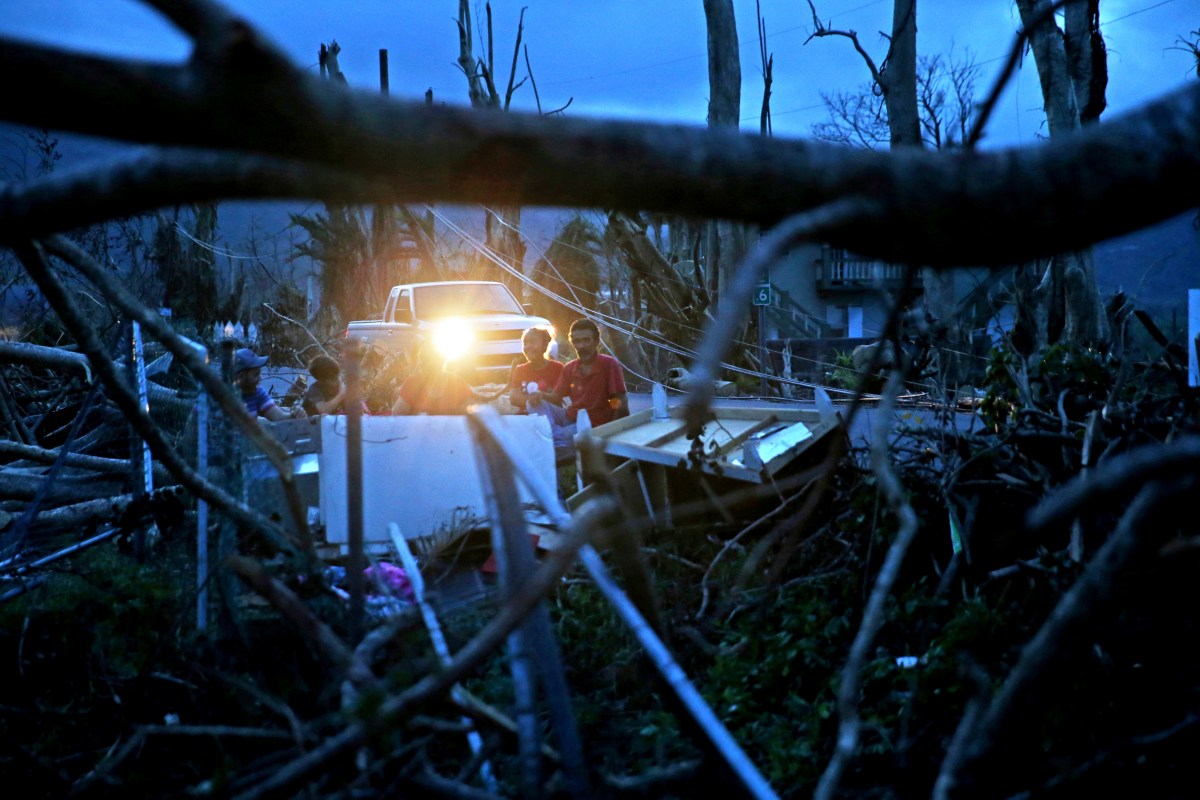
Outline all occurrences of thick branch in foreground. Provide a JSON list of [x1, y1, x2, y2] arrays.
[[0, 18, 1197, 267]]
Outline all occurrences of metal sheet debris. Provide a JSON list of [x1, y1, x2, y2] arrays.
[[587, 405, 839, 484]]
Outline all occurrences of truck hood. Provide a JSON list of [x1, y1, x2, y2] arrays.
[[421, 314, 550, 331]]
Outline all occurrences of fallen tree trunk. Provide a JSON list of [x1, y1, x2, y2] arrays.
[[0, 439, 173, 484], [0, 469, 126, 504], [0, 485, 186, 535], [0, 340, 91, 377]]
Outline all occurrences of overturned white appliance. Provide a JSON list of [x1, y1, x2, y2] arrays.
[[318, 414, 556, 555]]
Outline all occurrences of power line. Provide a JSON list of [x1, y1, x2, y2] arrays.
[[173, 223, 261, 261], [429, 205, 903, 398]]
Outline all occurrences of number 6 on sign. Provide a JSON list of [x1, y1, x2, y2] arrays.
[[753, 284, 771, 306]]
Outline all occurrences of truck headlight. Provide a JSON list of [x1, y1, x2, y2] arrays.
[[432, 318, 474, 362]]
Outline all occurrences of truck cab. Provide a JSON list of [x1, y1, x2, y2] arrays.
[[348, 281, 553, 384]]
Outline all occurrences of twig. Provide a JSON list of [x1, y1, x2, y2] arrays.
[[696, 473, 816, 619], [261, 302, 327, 355], [73, 724, 294, 794], [1025, 436, 1200, 533], [815, 368, 921, 800], [225, 555, 377, 704]]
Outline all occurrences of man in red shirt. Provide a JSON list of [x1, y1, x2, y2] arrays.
[[528, 318, 628, 429]]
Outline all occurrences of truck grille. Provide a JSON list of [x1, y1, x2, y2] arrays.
[[474, 329, 523, 343], [477, 353, 519, 369]]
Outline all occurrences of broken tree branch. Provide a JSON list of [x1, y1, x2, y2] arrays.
[[232, 496, 616, 800], [815, 368, 920, 800], [1025, 436, 1200, 534], [0, 339, 91, 378], [944, 476, 1195, 794], [0, 439, 172, 484]]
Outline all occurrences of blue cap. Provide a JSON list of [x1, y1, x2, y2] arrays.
[[234, 348, 268, 374]]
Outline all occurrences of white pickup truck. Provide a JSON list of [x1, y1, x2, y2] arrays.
[[345, 281, 552, 383]]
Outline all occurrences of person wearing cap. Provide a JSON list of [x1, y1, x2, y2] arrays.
[[233, 347, 303, 421]]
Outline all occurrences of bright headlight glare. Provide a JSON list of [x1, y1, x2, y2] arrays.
[[432, 319, 474, 361]]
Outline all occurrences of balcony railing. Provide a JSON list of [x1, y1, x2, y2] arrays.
[[818, 258, 907, 291]]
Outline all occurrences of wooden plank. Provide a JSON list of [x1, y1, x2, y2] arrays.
[[681, 406, 820, 424], [587, 403, 840, 486], [616, 419, 691, 448], [590, 408, 652, 437]]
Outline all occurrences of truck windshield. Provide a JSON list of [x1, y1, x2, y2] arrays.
[[413, 283, 523, 319]]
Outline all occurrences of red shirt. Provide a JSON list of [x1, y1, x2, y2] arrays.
[[509, 359, 565, 413], [552, 354, 627, 426], [399, 371, 474, 415]]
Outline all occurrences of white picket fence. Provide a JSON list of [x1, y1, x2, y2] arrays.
[[210, 321, 260, 344]]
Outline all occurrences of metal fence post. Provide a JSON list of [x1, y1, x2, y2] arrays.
[[129, 321, 153, 562], [344, 338, 365, 642], [196, 345, 210, 632]]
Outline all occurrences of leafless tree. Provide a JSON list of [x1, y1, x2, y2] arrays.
[[456, 0, 530, 297], [812, 49, 981, 150], [806, 0, 962, 381], [1010, 0, 1109, 349]]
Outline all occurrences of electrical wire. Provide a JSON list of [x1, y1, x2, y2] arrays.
[[427, 204, 904, 398], [477, 204, 988, 385], [484, 207, 847, 361]]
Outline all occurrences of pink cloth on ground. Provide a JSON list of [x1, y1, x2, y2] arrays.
[[363, 561, 415, 601]]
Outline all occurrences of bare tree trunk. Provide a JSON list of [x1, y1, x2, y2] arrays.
[[1016, 0, 1109, 347], [703, 0, 742, 316], [458, 0, 525, 294], [879, 0, 920, 149], [876, 0, 958, 379]]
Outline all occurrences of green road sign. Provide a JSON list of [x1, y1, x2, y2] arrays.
[[753, 284, 771, 306]]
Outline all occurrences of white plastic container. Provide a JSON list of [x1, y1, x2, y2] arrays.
[[651, 382, 668, 419]]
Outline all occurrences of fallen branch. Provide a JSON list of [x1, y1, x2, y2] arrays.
[[815, 369, 921, 800], [0, 339, 91, 379], [225, 555, 375, 691], [232, 496, 616, 800], [0, 439, 172, 484], [42, 235, 312, 550], [1, 13, 1196, 268], [0, 493, 132, 535]]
